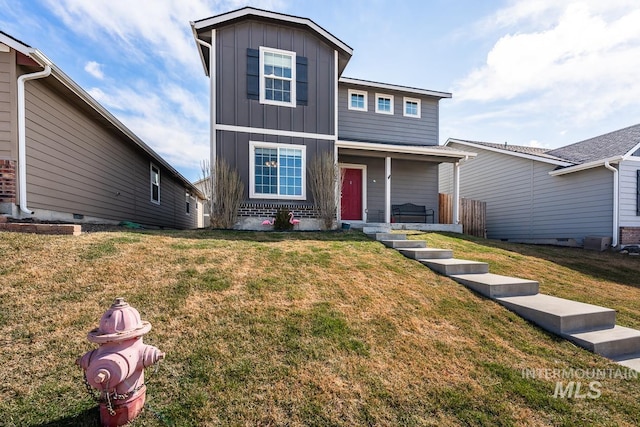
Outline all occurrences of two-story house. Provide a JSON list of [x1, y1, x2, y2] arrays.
[[191, 7, 474, 229]]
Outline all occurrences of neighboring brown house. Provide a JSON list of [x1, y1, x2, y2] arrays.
[[0, 31, 203, 229]]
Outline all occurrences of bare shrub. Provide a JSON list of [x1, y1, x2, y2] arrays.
[[307, 151, 339, 230], [200, 158, 244, 229]]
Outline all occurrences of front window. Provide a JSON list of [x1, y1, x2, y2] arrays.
[[186, 192, 191, 214], [348, 89, 367, 111], [260, 47, 296, 107], [375, 93, 394, 114], [150, 164, 160, 204], [250, 141, 306, 200], [404, 97, 421, 118]]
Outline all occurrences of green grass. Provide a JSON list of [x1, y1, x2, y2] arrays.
[[1, 229, 640, 426]]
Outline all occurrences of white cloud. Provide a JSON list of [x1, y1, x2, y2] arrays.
[[84, 61, 104, 79], [454, 2, 640, 127]]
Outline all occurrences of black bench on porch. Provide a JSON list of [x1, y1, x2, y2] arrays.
[[392, 203, 435, 224]]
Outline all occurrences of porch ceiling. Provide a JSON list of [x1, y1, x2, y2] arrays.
[[337, 140, 476, 163]]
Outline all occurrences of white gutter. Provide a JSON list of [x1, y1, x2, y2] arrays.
[[17, 64, 51, 215], [604, 161, 619, 248], [549, 155, 623, 176], [336, 140, 476, 160]]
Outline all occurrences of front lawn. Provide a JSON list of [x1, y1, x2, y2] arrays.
[[1, 230, 639, 426]]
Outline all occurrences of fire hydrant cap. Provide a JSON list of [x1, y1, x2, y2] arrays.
[[87, 297, 151, 343]]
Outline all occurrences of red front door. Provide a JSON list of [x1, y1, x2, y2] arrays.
[[341, 168, 363, 220]]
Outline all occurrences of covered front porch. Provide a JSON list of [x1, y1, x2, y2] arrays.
[[336, 140, 476, 231]]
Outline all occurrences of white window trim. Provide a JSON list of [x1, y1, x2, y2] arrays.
[[259, 46, 296, 108], [150, 163, 160, 205], [249, 141, 306, 200], [375, 93, 394, 115], [403, 96, 421, 118], [185, 191, 191, 215], [348, 89, 368, 111]]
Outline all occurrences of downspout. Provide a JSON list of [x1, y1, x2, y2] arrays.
[[604, 161, 619, 247], [17, 64, 51, 215]]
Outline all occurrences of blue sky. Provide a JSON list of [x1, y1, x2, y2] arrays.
[[2, 0, 640, 181]]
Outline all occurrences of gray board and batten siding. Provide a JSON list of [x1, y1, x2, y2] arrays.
[[338, 83, 439, 146], [216, 130, 333, 204], [619, 160, 640, 227], [440, 143, 612, 243], [21, 70, 197, 229], [340, 154, 439, 223], [216, 19, 336, 135], [0, 49, 16, 160]]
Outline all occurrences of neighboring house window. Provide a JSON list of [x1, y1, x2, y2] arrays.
[[250, 141, 306, 200], [259, 47, 296, 107], [186, 192, 191, 215], [403, 97, 421, 118], [150, 164, 160, 204], [348, 89, 367, 111], [375, 93, 394, 114]]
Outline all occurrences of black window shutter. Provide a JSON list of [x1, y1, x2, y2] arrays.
[[247, 48, 259, 100], [637, 170, 640, 215], [296, 56, 308, 106]]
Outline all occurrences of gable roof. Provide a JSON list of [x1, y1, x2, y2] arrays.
[[546, 123, 640, 163], [0, 31, 204, 199], [191, 7, 353, 76]]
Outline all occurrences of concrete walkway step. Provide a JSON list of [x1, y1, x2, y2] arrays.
[[381, 239, 426, 249], [613, 353, 640, 372], [363, 226, 392, 235], [497, 294, 616, 335], [421, 258, 489, 276], [451, 273, 538, 299], [371, 232, 406, 241], [567, 326, 640, 358], [398, 247, 453, 260]]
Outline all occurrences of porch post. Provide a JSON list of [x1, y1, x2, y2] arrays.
[[385, 156, 392, 223], [453, 161, 460, 224]]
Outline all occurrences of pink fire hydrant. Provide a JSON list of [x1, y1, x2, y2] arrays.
[[77, 297, 165, 427]]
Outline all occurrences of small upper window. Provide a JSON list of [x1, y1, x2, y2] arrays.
[[150, 164, 160, 204], [185, 192, 191, 215], [260, 47, 296, 107], [348, 89, 367, 111], [404, 97, 421, 118], [375, 93, 394, 115]]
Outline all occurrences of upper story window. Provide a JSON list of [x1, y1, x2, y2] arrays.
[[250, 141, 306, 200], [150, 164, 160, 204], [348, 89, 367, 111], [259, 47, 296, 107], [375, 93, 394, 115], [185, 191, 191, 214], [403, 97, 421, 118]]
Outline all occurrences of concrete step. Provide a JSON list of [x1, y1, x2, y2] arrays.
[[381, 239, 426, 249], [363, 226, 391, 235], [497, 294, 616, 335], [421, 258, 489, 276], [613, 353, 640, 372], [398, 247, 453, 260], [370, 232, 406, 241], [567, 326, 640, 358], [451, 273, 538, 299]]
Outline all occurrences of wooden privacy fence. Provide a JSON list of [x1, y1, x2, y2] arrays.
[[438, 193, 487, 238]]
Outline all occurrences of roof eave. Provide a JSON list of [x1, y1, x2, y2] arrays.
[[445, 138, 573, 166], [337, 140, 476, 160], [340, 77, 452, 99], [549, 155, 624, 176], [190, 21, 210, 76]]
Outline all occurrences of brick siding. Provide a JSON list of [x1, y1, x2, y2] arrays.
[[238, 202, 322, 219], [620, 227, 640, 245], [0, 160, 16, 203]]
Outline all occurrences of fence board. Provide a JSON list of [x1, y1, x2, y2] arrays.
[[438, 193, 486, 238]]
